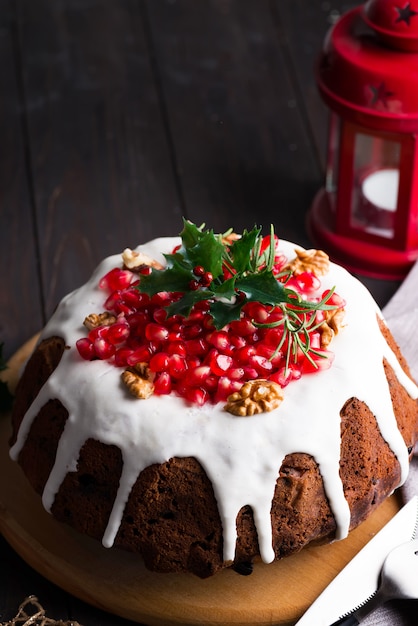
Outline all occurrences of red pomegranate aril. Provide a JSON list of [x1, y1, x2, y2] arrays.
[[269, 367, 293, 388], [152, 307, 168, 324], [99, 268, 134, 291], [76, 338, 96, 360], [248, 354, 273, 375], [187, 365, 211, 387], [126, 345, 152, 366], [167, 340, 187, 357], [145, 323, 169, 343], [121, 289, 144, 308], [185, 387, 209, 406], [185, 338, 208, 356], [301, 350, 335, 373], [114, 347, 135, 367], [264, 327, 285, 348], [88, 325, 109, 342], [208, 330, 231, 352], [182, 323, 202, 339], [154, 371, 172, 395], [149, 352, 170, 373], [186, 356, 201, 369], [234, 345, 256, 364], [242, 366, 259, 380], [256, 343, 283, 366], [229, 319, 256, 336], [107, 322, 130, 345], [168, 354, 188, 379], [228, 367, 245, 380], [244, 302, 269, 324], [322, 290, 346, 309], [230, 334, 247, 349], [214, 377, 241, 403], [210, 353, 233, 376], [94, 337, 116, 360]]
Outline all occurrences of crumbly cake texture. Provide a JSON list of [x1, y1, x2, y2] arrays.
[[9, 233, 418, 578]]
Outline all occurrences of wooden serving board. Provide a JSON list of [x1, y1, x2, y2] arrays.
[[0, 338, 401, 626]]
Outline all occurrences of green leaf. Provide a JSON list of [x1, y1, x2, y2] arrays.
[[139, 264, 193, 296], [235, 270, 291, 305], [180, 219, 205, 249], [212, 276, 237, 300], [166, 289, 215, 318], [187, 231, 224, 278], [229, 226, 261, 274], [210, 298, 245, 329]]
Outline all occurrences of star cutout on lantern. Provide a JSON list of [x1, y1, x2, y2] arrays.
[[395, 2, 418, 25], [369, 82, 394, 108]]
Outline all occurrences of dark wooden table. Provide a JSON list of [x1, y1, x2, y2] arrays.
[[0, 1, 409, 624]]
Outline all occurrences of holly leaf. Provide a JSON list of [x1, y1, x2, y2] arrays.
[[235, 270, 292, 306], [166, 289, 215, 318], [212, 276, 237, 299], [228, 226, 261, 274], [210, 298, 245, 329], [139, 263, 193, 296], [186, 231, 224, 278]]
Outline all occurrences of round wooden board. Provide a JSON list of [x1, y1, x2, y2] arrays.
[[0, 338, 401, 626]]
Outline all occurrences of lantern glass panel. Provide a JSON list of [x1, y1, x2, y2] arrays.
[[325, 113, 341, 207], [351, 133, 401, 239]]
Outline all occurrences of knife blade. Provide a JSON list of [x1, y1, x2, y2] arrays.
[[294, 495, 418, 626]]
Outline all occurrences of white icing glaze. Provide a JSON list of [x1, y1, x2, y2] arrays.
[[10, 237, 418, 565]]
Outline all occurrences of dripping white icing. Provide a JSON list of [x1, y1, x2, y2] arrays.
[[10, 237, 418, 565]]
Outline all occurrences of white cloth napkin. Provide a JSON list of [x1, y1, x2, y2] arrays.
[[361, 264, 418, 626]]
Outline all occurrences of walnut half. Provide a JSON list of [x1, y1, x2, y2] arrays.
[[286, 248, 330, 276], [121, 363, 155, 399], [224, 380, 284, 416]]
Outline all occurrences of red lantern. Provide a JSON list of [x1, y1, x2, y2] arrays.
[[308, 0, 418, 279]]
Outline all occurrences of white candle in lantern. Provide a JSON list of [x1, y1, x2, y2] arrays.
[[360, 168, 399, 232]]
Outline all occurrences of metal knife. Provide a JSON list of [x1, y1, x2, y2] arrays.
[[294, 495, 418, 626]]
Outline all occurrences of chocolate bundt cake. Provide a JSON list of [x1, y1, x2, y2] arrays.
[[9, 221, 418, 578]]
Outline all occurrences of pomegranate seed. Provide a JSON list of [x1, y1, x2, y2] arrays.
[[229, 319, 256, 336], [114, 347, 135, 367], [76, 338, 96, 360], [149, 352, 170, 372], [126, 345, 152, 366], [322, 290, 346, 309], [168, 354, 188, 379], [248, 354, 273, 375], [185, 387, 209, 406], [99, 268, 134, 291], [154, 372, 172, 395], [208, 330, 231, 352], [228, 367, 245, 380], [244, 302, 269, 324], [94, 338, 116, 359], [187, 365, 211, 387], [214, 377, 241, 403], [230, 334, 247, 349], [107, 321, 130, 345], [145, 323, 169, 343], [167, 340, 187, 357], [242, 366, 259, 380], [269, 367, 293, 387], [234, 345, 256, 364], [210, 353, 233, 376], [185, 338, 208, 356], [88, 325, 109, 342], [153, 307, 168, 323]]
